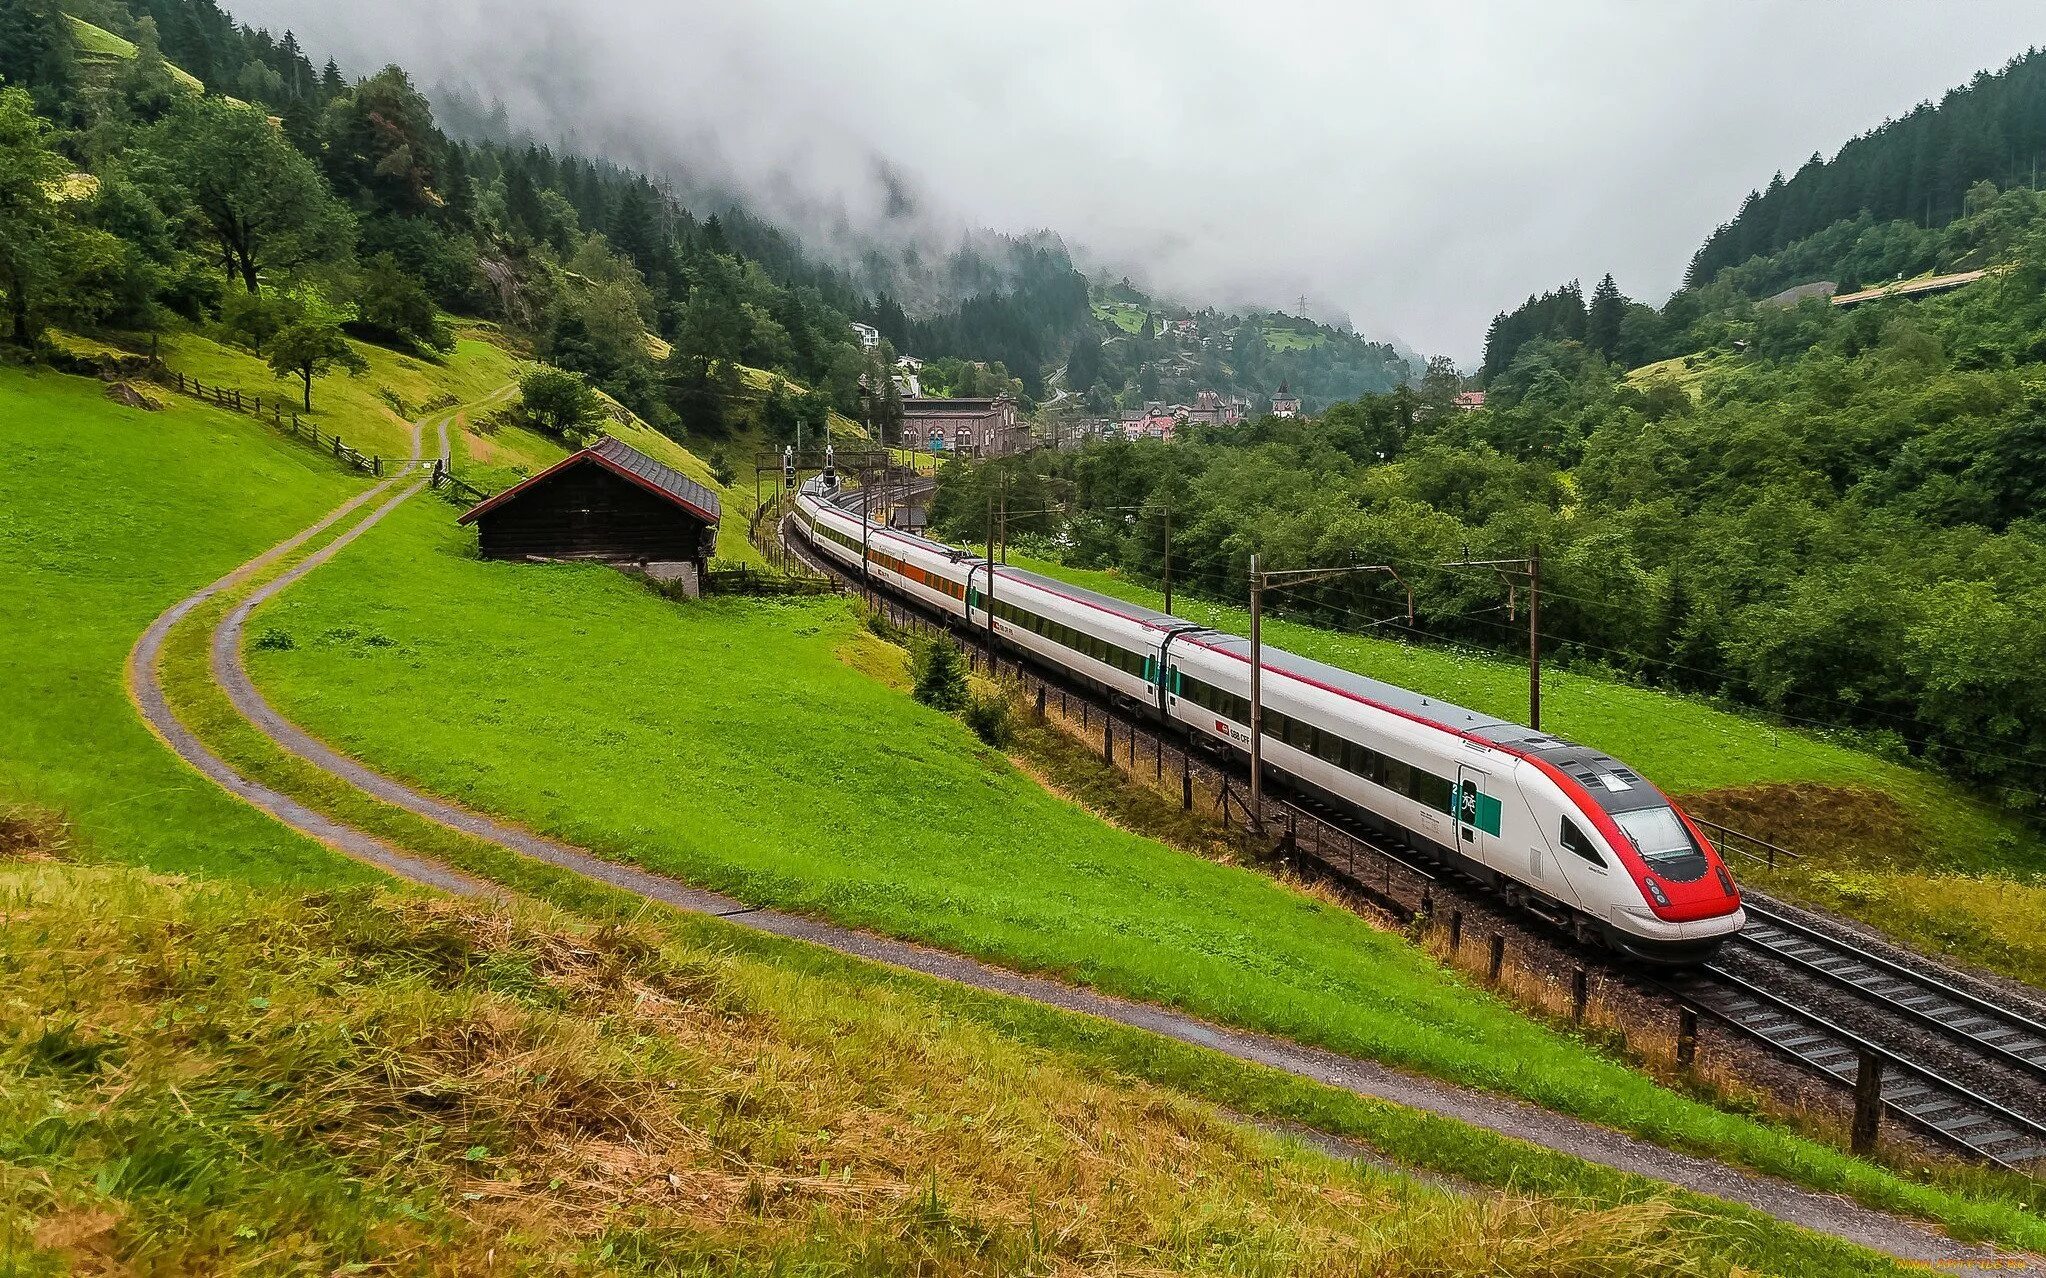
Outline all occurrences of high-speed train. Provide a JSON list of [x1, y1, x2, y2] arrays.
[[792, 477, 1745, 963]]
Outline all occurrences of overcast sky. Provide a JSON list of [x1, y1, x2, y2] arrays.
[[236, 0, 2043, 362]]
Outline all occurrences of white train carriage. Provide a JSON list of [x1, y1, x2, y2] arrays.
[[792, 478, 1745, 962]]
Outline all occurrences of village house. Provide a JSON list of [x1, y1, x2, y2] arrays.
[[1271, 383, 1302, 418], [1183, 389, 1246, 426], [850, 321, 881, 351], [903, 395, 1030, 458], [1453, 390, 1487, 411]]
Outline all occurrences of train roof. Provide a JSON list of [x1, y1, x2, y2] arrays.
[[1190, 632, 1510, 731], [811, 477, 1670, 813], [996, 564, 1184, 628]]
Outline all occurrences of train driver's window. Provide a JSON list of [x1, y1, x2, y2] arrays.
[[1560, 817, 1605, 866]]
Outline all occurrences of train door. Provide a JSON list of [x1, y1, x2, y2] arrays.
[[1147, 634, 1177, 714], [1454, 764, 1502, 862]]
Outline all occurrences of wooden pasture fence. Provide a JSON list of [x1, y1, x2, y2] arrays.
[[157, 368, 381, 476]]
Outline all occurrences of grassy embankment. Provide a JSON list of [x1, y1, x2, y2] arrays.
[[64, 14, 207, 92], [0, 366, 1913, 1275], [0, 365, 372, 886], [222, 486, 2046, 1246], [1008, 553, 2046, 988], [3, 862, 1733, 1276]]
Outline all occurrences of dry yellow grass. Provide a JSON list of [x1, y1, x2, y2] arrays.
[[0, 863, 1709, 1275]]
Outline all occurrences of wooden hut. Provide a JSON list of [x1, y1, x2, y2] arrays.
[[458, 436, 721, 594]]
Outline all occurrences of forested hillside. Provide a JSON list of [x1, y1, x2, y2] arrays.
[[1067, 280, 1411, 414], [1, 0, 1105, 441], [1485, 48, 2046, 381], [1689, 48, 2046, 288]]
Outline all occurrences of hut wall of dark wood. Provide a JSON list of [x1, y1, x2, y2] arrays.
[[473, 462, 713, 565]]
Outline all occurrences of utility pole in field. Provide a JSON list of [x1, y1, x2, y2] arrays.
[[983, 488, 996, 642], [1161, 503, 1173, 615], [1248, 554, 1264, 830]]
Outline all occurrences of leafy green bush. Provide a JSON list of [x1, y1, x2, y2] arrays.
[[518, 365, 603, 444], [962, 689, 1012, 747]]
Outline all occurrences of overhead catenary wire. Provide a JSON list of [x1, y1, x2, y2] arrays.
[[1067, 535, 2046, 775]]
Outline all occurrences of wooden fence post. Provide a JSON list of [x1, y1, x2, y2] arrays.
[[1487, 933, 1505, 982], [1101, 718, 1113, 765], [1851, 1050, 1884, 1155], [1181, 758, 1193, 811], [1676, 1008, 1699, 1068], [1448, 910, 1463, 952], [1571, 967, 1589, 1024]]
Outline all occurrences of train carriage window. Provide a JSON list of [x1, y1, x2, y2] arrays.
[[1560, 817, 1605, 866], [1383, 757, 1411, 796], [1414, 771, 1454, 814]]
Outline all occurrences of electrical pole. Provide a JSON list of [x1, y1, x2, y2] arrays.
[[860, 473, 872, 588], [1528, 543, 1542, 732], [1248, 553, 1264, 834], [984, 490, 996, 643], [1440, 551, 1543, 730], [1245, 558, 1410, 840], [1161, 503, 1173, 615]]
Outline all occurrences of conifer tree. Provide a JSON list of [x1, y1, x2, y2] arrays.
[[1587, 273, 1625, 360]]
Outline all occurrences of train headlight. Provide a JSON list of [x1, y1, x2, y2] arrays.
[[1644, 877, 1670, 907]]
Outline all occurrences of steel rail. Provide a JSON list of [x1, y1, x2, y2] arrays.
[[1660, 965, 2046, 1169], [1730, 902, 2046, 1089]]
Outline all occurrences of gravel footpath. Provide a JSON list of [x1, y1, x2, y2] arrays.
[[123, 449, 2044, 1273], [125, 409, 500, 899]]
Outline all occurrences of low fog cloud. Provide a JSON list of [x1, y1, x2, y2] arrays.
[[235, 0, 2043, 361]]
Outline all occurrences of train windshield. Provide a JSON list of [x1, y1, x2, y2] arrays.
[[1613, 806, 1710, 881]]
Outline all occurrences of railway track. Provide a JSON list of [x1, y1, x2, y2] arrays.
[[784, 480, 2046, 1174], [1688, 904, 2046, 1170]]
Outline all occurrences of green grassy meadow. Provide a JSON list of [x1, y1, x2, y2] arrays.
[[1091, 301, 1147, 334], [0, 365, 370, 884], [1263, 325, 1327, 351], [145, 324, 522, 462], [3, 358, 2041, 1254], [1008, 554, 2046, 984], [236, 493, 2046, 1224]]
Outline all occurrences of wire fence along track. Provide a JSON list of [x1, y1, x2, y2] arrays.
[[779, 490, 2046, 1173]]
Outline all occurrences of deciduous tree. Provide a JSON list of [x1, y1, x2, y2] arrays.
[[265, 290, 367, 410], [149, 96, 352, 291]]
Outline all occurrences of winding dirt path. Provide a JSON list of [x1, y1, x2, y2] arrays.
[[126, 406, 498, 896], [128, 406, 2041, 1273]]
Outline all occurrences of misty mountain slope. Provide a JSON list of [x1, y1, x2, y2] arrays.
[[1686, 47, 2046, 292]]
